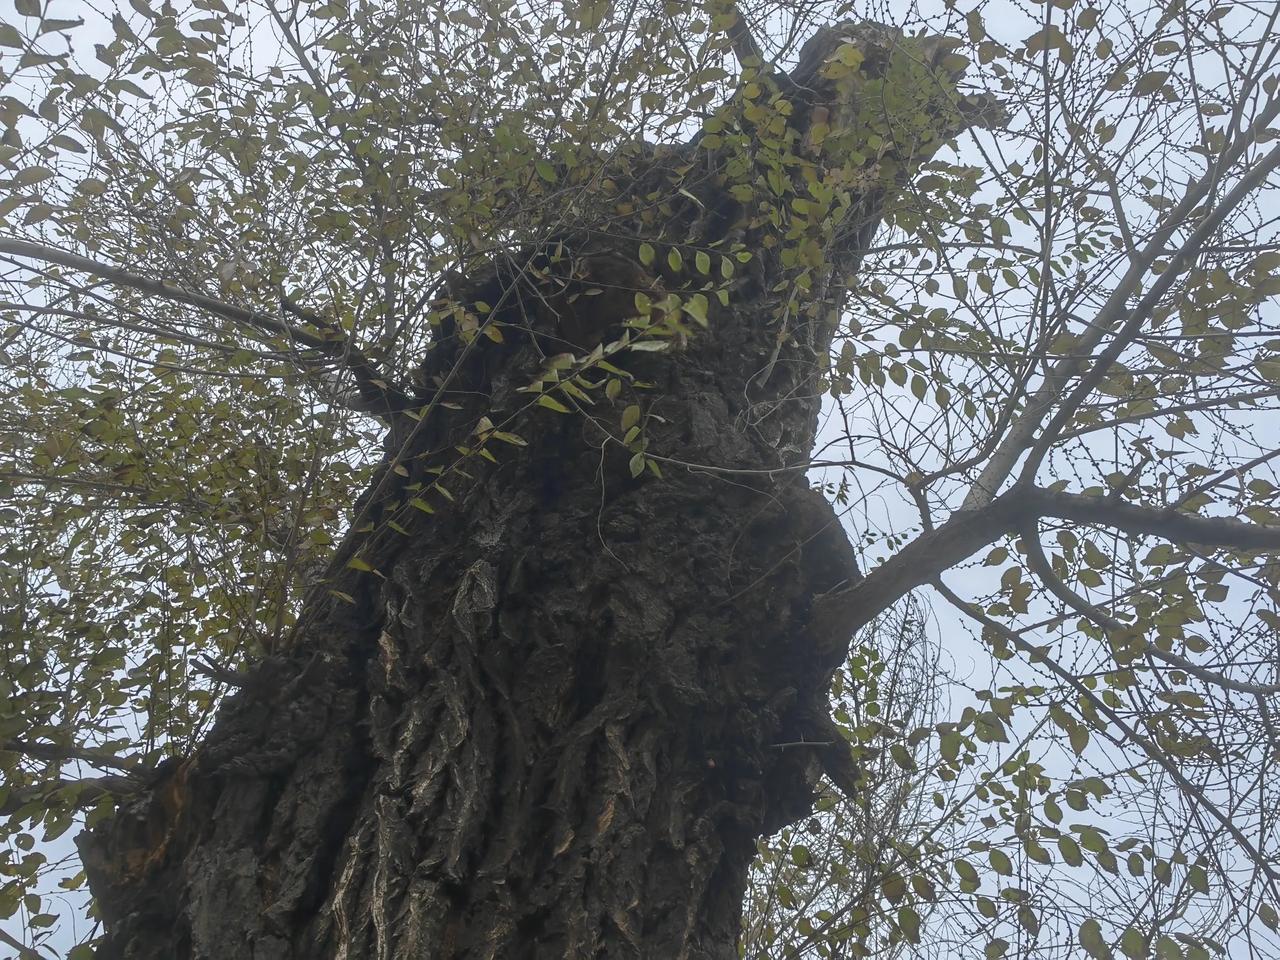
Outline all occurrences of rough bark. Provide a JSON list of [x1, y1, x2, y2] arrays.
[[77, 22, 991, 959]]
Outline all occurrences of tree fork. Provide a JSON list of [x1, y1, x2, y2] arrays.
[[77, 22, 996, 959]]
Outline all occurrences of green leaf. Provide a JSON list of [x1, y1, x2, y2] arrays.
[[940, 730, 961, 761], [1260, 902, 1279, 931], [1078, 568, 1104, 587], [11, 166, 53, 187], [667, 247, 683, 272], [560, 380, 592, 404], [1018, 906, 1040, 935], [535, 159, 557, 183], [1069, 724, 1089, 755], [621, 404, 640, 431], [683, 293, 709, 327], [638, 242, 655, 267], [1059, 836, 1084, 867], [537, 394, 571, 413], [1135, 71, 1170, 95], [1120, 927, 1146, 959], [1080, 918, 1112, 959], [966, 9, 985, 42], [1105, 69, 1129, 91], [50, 133, 86, 153], [1254, 359, 1280, 383], [989, 849, 1012, 875], [695, 250, 711, 275], [18, 49, 63, 67], [39, 17, 82, 33], [1023, 836, 1051, 864], [0, 196, 26, 222], [23, 202, 52, 225], [1080, 828, 1108, 855], [1082, 539, 1109, 568], [1186, 864, 1209, 894], [898, 905, 920, 944], [1043, 795, 1063, 824]]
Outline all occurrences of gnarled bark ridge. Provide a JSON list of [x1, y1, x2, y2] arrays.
[[78, 22, 992, 959]]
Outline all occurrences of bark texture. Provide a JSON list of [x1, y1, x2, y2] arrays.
[[78, 22, 990, 959]]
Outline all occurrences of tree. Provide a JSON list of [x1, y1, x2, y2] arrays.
[[0, 0, 1278, 958]]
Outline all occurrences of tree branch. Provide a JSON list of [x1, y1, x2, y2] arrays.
[[808, 483, 1280, 656], [725, 2, 763, 68], [806, 488, 1031, 641], [3, 738, 144, 775], [1018, 134, 1280, 482], [1145, 646, 1280, 697], [1018, 516, 1280, 696], [932, 577, 1280, 887], [0, 775, 140, 817], [961, 90, 1280, 510], [1173, 447, 1280, 508], [0, 238, 411, 418], [0, 927, 54, 960], [1026, 487, 1280, 553]]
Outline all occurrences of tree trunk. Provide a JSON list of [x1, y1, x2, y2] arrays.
[[77, 22, 989, 959]]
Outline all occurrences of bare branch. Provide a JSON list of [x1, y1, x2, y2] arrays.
[[809, 481, 1280, 656], [1145, 647, 1280, 698], [1026, 487, 1280, 554], [1173, 447, 1280, 508], [0, 775, 141, 817], [3, 738, 144, 775], [807, 489, 1031, 640], [0, 927, 54, 960], [0, 238, 411, 418]]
